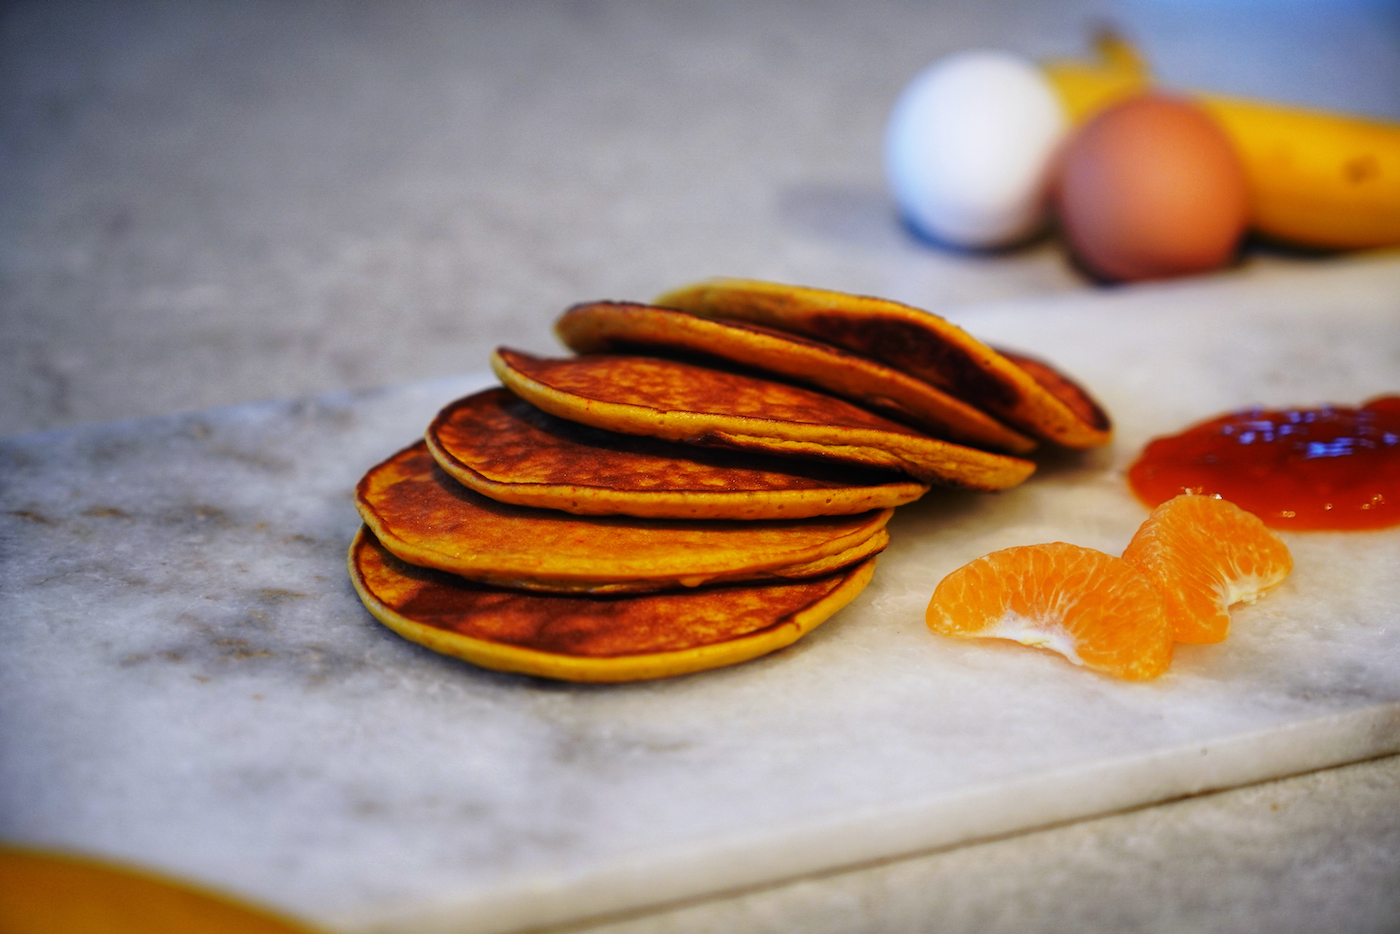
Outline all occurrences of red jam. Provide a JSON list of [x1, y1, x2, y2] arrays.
[[1128, 396, 1400, 530]]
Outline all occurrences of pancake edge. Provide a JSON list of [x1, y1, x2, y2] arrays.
[[362, 494, 890, 592], [555, 301, 1037, 455], [655, 278, 1112, 449], [347, 526, 878, 682], [354, 443, 897, 591], [491, 349, 1035, 490], [425, 397, 929, 520]]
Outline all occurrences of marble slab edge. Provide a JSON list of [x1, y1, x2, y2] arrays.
[[341, 704, 1400, 934], [6, 259, 1399, 934]]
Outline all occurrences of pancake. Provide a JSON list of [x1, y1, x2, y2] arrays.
[[491, 348, 1036, 490], [654, 278, 1112, 449], [356, 442, 893, 593], [349, 528, 875, 682], [994, 347, 1111, 442], [555, 302, 1036, 454], [426, 388, 929, 519]]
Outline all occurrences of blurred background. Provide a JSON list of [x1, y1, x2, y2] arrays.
[[2, 0, 1398, 437]]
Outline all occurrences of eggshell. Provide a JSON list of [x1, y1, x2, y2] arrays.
[[884, 50, 1067, 249], [1055, 95, 1249, 282]]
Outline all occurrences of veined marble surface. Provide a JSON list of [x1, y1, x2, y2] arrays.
[[2, 257, 1399, 934]]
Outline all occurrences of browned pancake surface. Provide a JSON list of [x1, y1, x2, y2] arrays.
[[427, 388, 928, 518], [995, 348, 1112, 435], [655, 279, 1111, 448], [492, 348, 1036, 490], [505, 349, 910, 432], [356, 441, 893, 591], [556, 302, 1036, 454], [352, 528, 855, 657]]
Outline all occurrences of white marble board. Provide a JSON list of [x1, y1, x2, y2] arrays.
[[2, 257, 1399, 934]]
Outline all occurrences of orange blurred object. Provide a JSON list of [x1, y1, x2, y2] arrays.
[[925, 541, 1173, 680], [1122, 494, 1293, 644], [0, 846, 320, 934], [1055, 95, 1249, 282]]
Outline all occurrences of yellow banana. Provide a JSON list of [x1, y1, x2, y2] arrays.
[[1041, 34, 1400, 250], [1041, 31, 1151, 124], [1198, 97, 1400, 250]]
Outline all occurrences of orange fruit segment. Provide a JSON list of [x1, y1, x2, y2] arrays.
[[925, 542, 1173, 680], [1121, 493, 1293, 644]]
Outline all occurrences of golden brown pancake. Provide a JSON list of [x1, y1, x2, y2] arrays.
[[994, 347, 1111, 441], [356, 442, 893, 593], [491, 348, 1036, 490], [555, 302, 1036, 454], [654, 278, 1111, 449], [425, 387, 929, 519], [349, 527, 875, 682]]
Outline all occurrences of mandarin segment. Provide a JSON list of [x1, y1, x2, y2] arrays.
[[925, 542, 1173, 680], [1121, 494, 1292, 644]]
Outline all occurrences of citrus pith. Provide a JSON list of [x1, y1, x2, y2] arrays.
[[926, 541, 1173, 680], [1121, 493, 1292, 643]]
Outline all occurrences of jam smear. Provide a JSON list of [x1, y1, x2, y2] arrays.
[[1128, 396, 1400, 530]]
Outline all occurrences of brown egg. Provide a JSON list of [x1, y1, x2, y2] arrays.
[[1055, 95, 1249, 282]]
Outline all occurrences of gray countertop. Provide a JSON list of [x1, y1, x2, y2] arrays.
[[3, 3, 1399, 932]]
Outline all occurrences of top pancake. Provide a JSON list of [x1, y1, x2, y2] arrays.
[[427, 387, 929, 519], [356, 441, 894, 593], [491, 348, 1036, 490], [654, 278, 1111, 449], [555, 301, 1035, 454]]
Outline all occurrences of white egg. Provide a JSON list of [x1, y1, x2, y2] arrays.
[[884, 50, 1067, 249]]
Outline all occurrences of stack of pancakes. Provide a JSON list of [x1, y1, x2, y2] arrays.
[[349, 279, 1110, 682]]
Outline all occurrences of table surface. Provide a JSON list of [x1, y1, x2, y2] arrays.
[[3, 3, 1400, 933]]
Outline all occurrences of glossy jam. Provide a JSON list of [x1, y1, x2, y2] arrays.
[[1128, 396, 1400, 530]]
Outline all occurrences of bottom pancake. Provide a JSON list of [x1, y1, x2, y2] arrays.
[[349, 527, 875, 682]]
